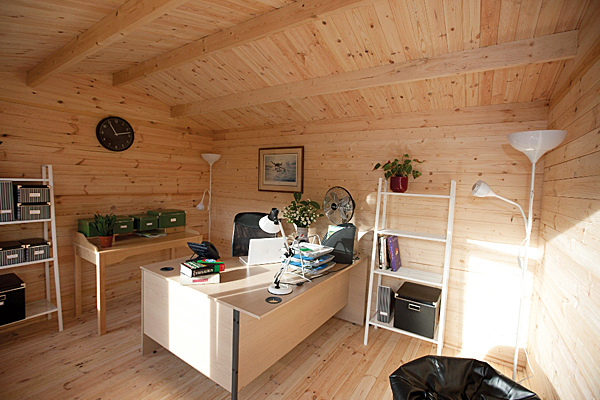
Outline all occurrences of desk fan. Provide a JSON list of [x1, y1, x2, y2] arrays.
[[322, 187, 356, 263], [323, 186, 355, 224]]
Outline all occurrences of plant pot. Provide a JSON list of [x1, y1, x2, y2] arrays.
[[99, 235, 113, 248], [295, 226, 309, 243], [390, 176, 408, 193]]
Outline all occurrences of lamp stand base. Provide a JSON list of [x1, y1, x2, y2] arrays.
[[268, 283, 292, 295]]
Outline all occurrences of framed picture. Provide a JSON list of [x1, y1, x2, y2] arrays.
[[258, 146, 304, 193]]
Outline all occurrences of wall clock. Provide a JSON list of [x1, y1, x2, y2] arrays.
[[96, 116, 134, 152]]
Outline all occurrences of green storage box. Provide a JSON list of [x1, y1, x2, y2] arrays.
[[78, 218, 100, 237], [130, 214, 158, 231], [113, 215, 134, 234], [147, 209, 186, 228]]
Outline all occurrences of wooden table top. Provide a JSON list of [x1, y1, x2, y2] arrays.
[[141, 256, 358, 319]]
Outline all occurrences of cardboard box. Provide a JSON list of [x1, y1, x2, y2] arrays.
[[147, 209, 186, 228]]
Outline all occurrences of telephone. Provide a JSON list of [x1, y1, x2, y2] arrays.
[[188, 241, 220, 260]]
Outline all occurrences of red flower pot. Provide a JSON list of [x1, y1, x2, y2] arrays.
[[99, 235, 113, 248], [390, 176, 408, 193]]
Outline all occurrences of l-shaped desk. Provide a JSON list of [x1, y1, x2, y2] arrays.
[[141, 256, 367, 399]]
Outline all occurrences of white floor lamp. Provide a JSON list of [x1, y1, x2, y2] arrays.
[[472, 129, 567, 381], [198, 153, 221, 242]]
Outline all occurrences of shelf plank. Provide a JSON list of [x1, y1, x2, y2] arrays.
[[0, 258, 54, 271], [374, 267, 443, 287], [26, 299, 58, 319], [0, 219, 52, 226], [378, 229, 447, 242], [382, 192, 450, 199], [368, 314, 440, 344], [1, 300, 58, 329], [0, 178, 50, 182]]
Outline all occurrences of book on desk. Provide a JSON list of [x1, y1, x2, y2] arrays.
[[180, 259, 225, 284]]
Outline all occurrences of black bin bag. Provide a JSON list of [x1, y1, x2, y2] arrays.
[[390, 356, 540, 400]]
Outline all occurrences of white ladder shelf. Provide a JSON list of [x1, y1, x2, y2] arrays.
[[363, 178, 456, 354], [0, 165, 63, 331]]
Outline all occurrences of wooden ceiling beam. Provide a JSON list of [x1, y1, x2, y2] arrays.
[[171, 31, 578, 118], [26, 0, 189, 87], [112, 0, 380, 86]]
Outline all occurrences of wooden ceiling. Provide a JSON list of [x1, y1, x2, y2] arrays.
[[0, 0, 594, 131]]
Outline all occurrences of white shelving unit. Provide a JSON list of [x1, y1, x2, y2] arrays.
[[1, 165, 63, 331], [364, 178, 456, 354]]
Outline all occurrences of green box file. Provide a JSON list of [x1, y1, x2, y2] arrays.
[[78, 218, 100, 237], [113, 215, 134, 234], [147, 209, 186, 228], [130, 214, 159, 231]]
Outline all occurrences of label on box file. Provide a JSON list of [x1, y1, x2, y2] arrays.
[[30, 210, 40, 215], [170, 218, 176, 222]]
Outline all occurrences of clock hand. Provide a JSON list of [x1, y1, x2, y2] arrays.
[[108, 121, 118, 135], [115, 131, 131, 136]]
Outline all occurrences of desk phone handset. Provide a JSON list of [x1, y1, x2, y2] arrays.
[[188, 241, 220, 260]]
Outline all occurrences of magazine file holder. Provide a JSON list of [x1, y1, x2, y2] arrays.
[[321, 223, 356, 264]]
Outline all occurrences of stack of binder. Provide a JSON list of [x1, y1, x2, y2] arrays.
[[288, 243, 335, 276], [179, 259, 224, 285]]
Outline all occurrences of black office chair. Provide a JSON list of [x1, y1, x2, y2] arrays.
[[389, 356, 540, 400], [231, 212, 276, 257]]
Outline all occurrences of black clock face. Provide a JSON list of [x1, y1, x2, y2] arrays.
[[96, 117, 134, 152]]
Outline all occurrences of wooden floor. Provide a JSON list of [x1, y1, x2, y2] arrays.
[[0, 292, 535, 400]]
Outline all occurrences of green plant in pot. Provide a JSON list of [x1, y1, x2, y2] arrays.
[[92, 213, 116, 248], [373, 154, 424, 193], [282, 193, 323, 242]]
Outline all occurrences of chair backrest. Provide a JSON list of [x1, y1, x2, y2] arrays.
[[231, 212, 276, 257]]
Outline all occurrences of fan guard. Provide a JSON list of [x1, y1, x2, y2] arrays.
[[323, 186, 355, 225]]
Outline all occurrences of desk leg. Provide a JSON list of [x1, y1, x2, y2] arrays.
[[74, 246, 82, 317], [96, 254, 106, 335], [231, 309, 240, 400]]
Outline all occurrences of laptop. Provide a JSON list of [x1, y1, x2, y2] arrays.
[[239, 237, 286, 266]]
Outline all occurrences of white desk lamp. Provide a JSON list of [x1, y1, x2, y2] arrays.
[[472, 129, 567, 380], [259, 208, 293, 295], [198, 153, 221, 242]]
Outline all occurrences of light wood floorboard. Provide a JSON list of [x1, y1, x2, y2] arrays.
[[0, 292, 540, 399]]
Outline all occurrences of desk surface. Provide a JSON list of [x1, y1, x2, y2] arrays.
[[141, 256, 358, 319], [73, 229, 201, 254]]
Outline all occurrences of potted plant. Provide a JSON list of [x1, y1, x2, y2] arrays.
[[92, 213, 116, 248], [373, 154, 424, 193], [282, 193, 323, 242]]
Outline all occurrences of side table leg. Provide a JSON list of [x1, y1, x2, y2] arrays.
[[231, 309, 240, 400], [96, 255, 106, 335], [74, 247, 82, 317]]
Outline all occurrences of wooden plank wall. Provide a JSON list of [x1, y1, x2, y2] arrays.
[[212, 101, 548, 366], [528, 3, 600, 399], [0, 72, 212, 323]]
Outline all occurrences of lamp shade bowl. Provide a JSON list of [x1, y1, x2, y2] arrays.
[[201, 153, 221, 166], [507, 130, 567, 163], [259, 214, 281, 234], [472, 180, 496, 198]]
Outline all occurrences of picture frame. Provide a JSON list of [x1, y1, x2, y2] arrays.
[[258, 146, 304, 193]]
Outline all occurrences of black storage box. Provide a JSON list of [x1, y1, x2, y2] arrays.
[[19, 238, 51, 262], [0, 241, 25, 267], [0, 181, 14, 222], [16, 203, 50, 221], [0, 273, 26, 326], [394, 282, 441, 339], [14, 185, 50, 204]]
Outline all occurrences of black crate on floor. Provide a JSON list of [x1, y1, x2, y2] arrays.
[[394, 282, 441, 339], [0, 273, 26, 326]]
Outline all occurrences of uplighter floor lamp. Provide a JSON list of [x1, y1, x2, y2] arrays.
[[198, 153, 221, 242], [472, 129, 567, 381]]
